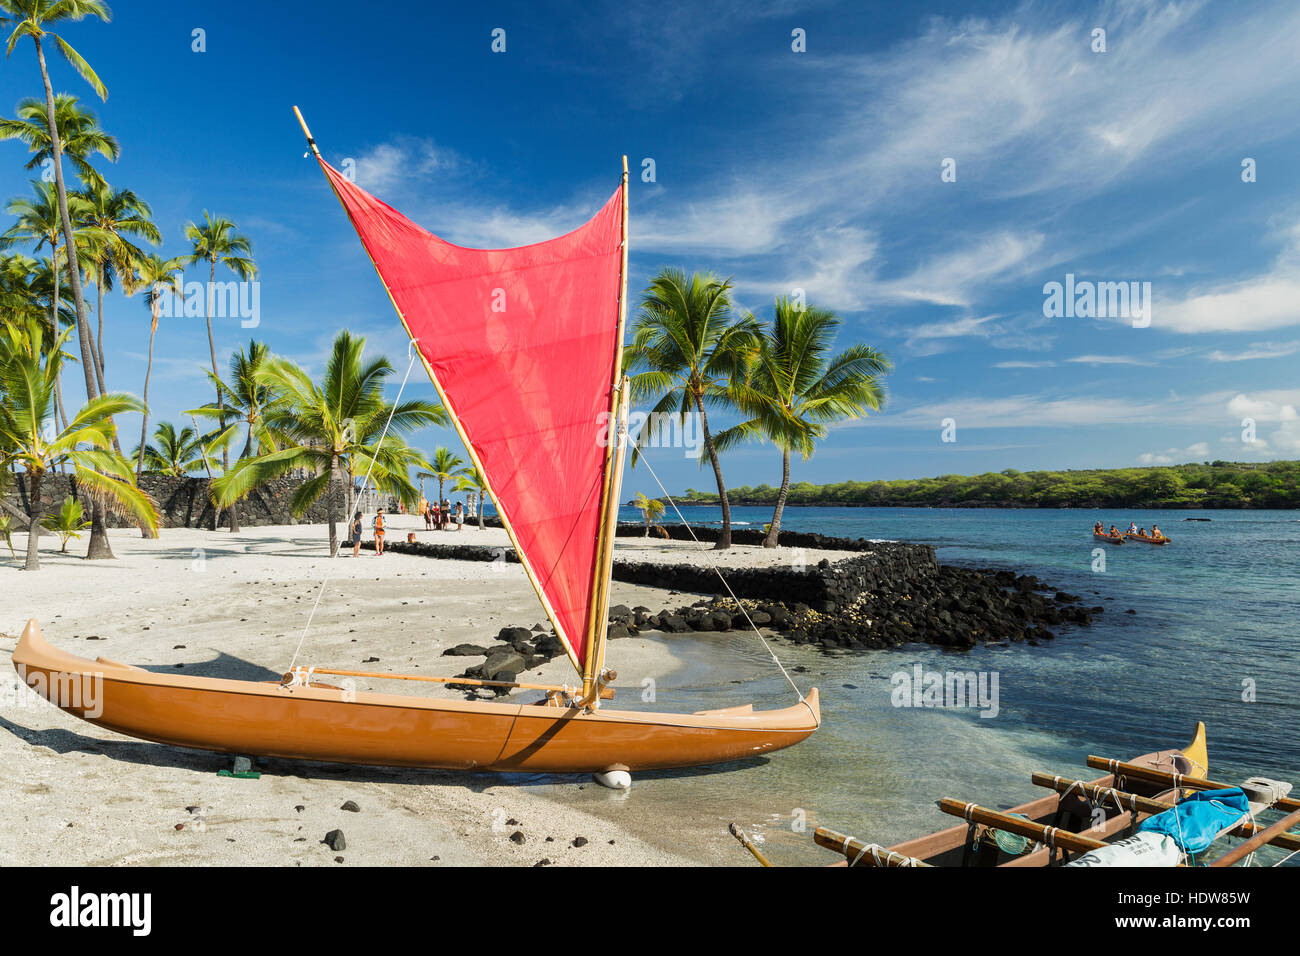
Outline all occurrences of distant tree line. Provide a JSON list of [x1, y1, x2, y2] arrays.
[[678, 460, 1300, 509]]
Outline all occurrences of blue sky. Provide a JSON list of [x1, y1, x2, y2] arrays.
[[3, 0, 1299, 495]]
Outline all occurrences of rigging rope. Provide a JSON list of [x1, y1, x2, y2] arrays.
[[625, 434, 806, 702], [286, 343, 420, 673]]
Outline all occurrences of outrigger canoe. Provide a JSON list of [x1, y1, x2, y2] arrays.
[[1093, 532, 1124, 544], [8, 113, 823, 780], [734, 723, 1300, 866], [1124, 533, 1170, 545], [11, 619, 820, 773]]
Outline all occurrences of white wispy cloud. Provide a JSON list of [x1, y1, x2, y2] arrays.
[[1138, 442, 1209, 465], [1206, 342, 1300, 362], [1156, 224, 1300, 333], [350, 138, 464, 194], [333, 0, 1300, 341], [1066, 354, 1155, 366]]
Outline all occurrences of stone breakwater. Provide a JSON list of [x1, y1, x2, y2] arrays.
[[6, 473, 341, 530], [638, 567, 1099, 650], [386, 535, 1101, 662]]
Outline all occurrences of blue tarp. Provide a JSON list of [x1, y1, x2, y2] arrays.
[[1138, 787, 1250, 854]]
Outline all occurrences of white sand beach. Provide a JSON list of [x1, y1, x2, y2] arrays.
[[0, 517, 846, 867]]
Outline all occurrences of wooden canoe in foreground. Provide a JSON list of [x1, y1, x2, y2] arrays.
[[1124, 532, 1170, 545], [11, 619, 820, 774], [1093, 532, 1124, 544]]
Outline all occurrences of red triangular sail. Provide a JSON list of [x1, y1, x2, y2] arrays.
[[318, 159, 623, 671]]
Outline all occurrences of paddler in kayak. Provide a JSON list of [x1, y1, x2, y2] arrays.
[[1094, 521, 1105, 535], [1128, 521, 1138, 534], [1150, 524, 1164, 540], [1109, 525, 1122, 537]]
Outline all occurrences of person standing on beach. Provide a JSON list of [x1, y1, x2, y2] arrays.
[[374, 508, 386, 556], [351, 511, 363, 558], [454, 501, 464, 530], [430, 500, 440, 531]]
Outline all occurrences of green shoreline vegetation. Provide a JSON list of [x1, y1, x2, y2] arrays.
[[676, 460, 1300, 509]]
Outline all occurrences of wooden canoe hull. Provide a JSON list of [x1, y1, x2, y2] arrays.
[[1124, 533, 1169, 544], [1093, 533, 1124, 544], [11, 620, 819, 774]]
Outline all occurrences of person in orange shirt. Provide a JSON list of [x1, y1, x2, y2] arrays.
[[373, 508, 386, 555]]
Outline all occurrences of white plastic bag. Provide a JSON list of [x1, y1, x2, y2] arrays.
[[1065, 830, 1181, 867]]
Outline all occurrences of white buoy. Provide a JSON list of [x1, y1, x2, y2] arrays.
[[594, 769, 632, 790]]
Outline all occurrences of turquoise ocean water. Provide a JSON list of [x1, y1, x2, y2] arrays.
[[522, 506, 1299, 865]]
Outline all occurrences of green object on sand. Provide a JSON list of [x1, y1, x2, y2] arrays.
[[218, 756, 261, 779]]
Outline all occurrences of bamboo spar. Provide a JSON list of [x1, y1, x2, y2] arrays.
[[292, 106, 320, 156], [579, 156, 631, 706], [1210, 807, 1300, 866], [1030, 774, 1300, 852], [937, 798, 1109, 857], [1085, 756, 1300, 813]]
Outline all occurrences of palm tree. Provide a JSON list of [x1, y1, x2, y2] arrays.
[[186, 339, 285, 532], [633, 491, 665, 536], [40, 494, 89, 551], [77, 179, 159, 392], [2, 181, 101, 431], [0, 514, 13, 558], [625, 268, 758, 549], [2, 0, 117, 561], [211, 331, 446, 557], [429, 446, 466, 507], [183, 211, 256, 514], [0, 322, 157, 570], [0, 92, 118, 189], [718, 298, 891, 547], [133, 421, 205, 477], [129, 253, 183, 479]]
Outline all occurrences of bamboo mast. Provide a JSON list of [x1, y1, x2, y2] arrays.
[[579, 155, 631, 706], [291, 106, 584, 675]]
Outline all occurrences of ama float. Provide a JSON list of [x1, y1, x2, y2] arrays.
[[12, 109, 820, 775]]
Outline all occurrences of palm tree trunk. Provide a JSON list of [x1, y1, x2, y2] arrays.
[[345, 465, 358, 538], [764, 446, 791, 548], [693, 393, 732, 550], [33, 37, 115, 562], [135, 311, 160, 538], [93, 265, 108, 396], [93, 271, 124, 452], [328, 453, 341, 557], [202, 260, 228, 530], [138, 313, 157, 481], [227, 426, 251, 534], [478, 487, 485, 530], [22, 471, 44, 571], [50, 260, 69, 438]]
